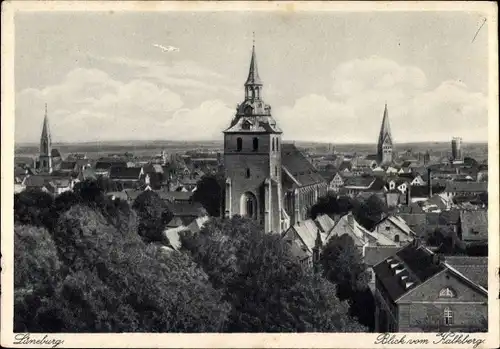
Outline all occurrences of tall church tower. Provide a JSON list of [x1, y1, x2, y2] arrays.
[[223, 41, 283, 234], [377, 103, 393, 165], [39, 103, 53, 173]]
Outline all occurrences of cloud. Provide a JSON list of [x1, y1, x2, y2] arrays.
[[15, 68, 233, 143], [152, 44, 180, 52], [275, 56, 487, 143]]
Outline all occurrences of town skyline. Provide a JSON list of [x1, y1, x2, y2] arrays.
[[15, 11, 489, 144]]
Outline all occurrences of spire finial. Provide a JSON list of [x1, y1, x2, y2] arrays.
[[252, 31, 255, 47], [45, 103, 48, 117]]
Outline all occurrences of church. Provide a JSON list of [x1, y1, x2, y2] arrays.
[[223, 43, 327, 234]]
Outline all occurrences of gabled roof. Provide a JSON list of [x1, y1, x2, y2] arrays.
[[59, 161, 77, 170], [344, 176, 375, 189], [364, 245, 401, 267], [155, 190, 194, 202], [444, 181, 487, 193], [95, 161, 127, 171], [373, 243, 445, 301], [281, 144, 326, 187], [375, 215, 415, 236], [443, 256, 488, 288], [109, 166, 142, 180]]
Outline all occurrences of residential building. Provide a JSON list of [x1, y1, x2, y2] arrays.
[[459, 210, 488, 245], [373, 242, 488, 332], [371, 215, 416, 246]]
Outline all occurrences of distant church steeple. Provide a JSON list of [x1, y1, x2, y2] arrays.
[[39, 103, 53, 173], [377, 103, 393, 165]]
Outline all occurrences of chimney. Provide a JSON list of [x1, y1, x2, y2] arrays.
[[406, 185, 411, 206], [427, 168, 432, 198]]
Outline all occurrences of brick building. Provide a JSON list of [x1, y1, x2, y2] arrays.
[[373, 242, 487, 332]]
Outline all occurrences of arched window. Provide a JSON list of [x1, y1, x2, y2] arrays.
[[275, 166, 278, 177], [394, 234, 400, 243], [276, 138, 279, 151], [443, 307, 453, 325], [253, 137, 259, 151], [439, 287, 456, 298], [272, 138, 275, 151], [246, 168, 250, 178], [236, 137, 242, 151]]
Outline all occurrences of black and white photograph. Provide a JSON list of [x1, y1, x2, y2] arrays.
[[1, 1, 498, 348]]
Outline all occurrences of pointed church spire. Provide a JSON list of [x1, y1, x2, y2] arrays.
[[378, 103, 392, 145], [41, 103, 51, 143], [245, 34, 262, 86]]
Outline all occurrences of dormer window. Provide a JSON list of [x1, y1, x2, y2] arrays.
[[242, 120, 252, 130], [439, 287, 456, 298]]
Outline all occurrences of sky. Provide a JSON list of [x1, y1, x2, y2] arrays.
[[14, 10, 490, 144]]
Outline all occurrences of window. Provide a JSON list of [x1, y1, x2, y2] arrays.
[[276, 138, 279, 151], [246, 197, 254, 217], [385, 226, 391, 231], [394, 234, 400, 243], [253, 137, 259, 151], [443, 307, 453, 325], [275, 166, 278, 177], [272, 138, 275, 151], [246, 168, 250, 178], [236, 137, 242, 151], [439, 287, 456, 298]]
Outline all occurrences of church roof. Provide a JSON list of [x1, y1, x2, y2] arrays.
[[281, 144, 326, 187], [245, 45, 262, 86], [377, 103, 392, 146]]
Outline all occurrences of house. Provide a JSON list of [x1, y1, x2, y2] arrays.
[[328, 172, 345, 192], [94, 161, 127, 177], [343, 176, 386, 196], [282, 214, 335, 268], [109, 166, 145, 189], [371, 215, 416, 246], [364, 245, 402, 291], [57, 161, 79, 174], [155, 190, 195, 204], [45, 178, 75, 195], [373, 242, 488, 332], [459, 210, 487, 245], [327, 212, 395, 249], [163, 215, 210, 251], [165, 201, 207, 229], [443, 182, 488, 200]]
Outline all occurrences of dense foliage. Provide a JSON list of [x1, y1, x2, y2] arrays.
[[192, 174, 225, 217], [14, 178, 368, 332], [181, 216, 366, 332], [133, 191, 173, 243], [310, 193, 389, 231], [320, 234, 375, 330]]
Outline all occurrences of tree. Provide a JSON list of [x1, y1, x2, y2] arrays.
[[14, 188, 54, 228], [352, 194, 388, 230], [20, 204, 229, 332], [14, 224, 63, 332], [309, 194, 353, 219], [192, 174, 225, 217], [132, 191, 173, 244], [320, 234, 375, 330], [181, 216, 366, 332]]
